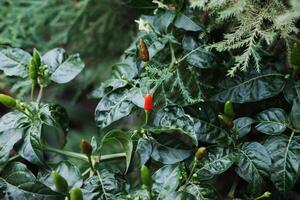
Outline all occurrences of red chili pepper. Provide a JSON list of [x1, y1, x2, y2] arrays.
[[144, 94, 153, 111]]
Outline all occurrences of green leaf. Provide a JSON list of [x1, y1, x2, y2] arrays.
[[164, 191, 196, 200], [0, 111, 28, 132], [100, 130, 133, 173], [0, 162, 63, 200], [152, 164, 181, 199], [236, 142, 271, 194], [185, 183, 220, 200], [82, 170, 124, 200], [186, 48, 215, 69], [150, 138, 192, 164], [255, 108, 289, 135], [0, 48, 31, 77], [0, 129, 24, 169], [18, 121, 44, 166], [264, 135, 300, 193], [49, 53, 85, 84], [174, 14, 202, 32], [233, 117, 255, 138], [195, 146, 238, 180], [210, 70, 286, 103], [154, 106, 198, 145], [283, 80, 300, 104], [194, 105, 230, 145], [153, 11, 176, 33], [38, 161, 83, 191], [95, 88, 136, 128], [133, 138, 153, 166], [291, 99, 300, 131], [42, 48, 66, 73]]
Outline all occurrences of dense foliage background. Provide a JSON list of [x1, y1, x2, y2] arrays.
[[0, 0, 300, 199]]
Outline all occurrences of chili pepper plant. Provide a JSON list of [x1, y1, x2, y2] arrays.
[[0, 0, 300, 199]]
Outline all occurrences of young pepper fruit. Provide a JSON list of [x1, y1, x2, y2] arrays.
[[0, 94, 16, 108], [51, 171, 69, 194], [140, 165, 152, 187], [224, 101, 235, 119], [144, 94, 153, 111], [69, 187, 83, 200], [195, 147, 206, 161], [139, 39, 149, 62]]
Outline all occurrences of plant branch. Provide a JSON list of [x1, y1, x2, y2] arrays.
[[36, 86, 44, 103]]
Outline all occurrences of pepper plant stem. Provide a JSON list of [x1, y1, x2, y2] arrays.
[[37, 86, 44, 103]]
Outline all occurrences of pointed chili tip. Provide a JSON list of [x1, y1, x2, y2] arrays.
[[144, 93, 153, 111]]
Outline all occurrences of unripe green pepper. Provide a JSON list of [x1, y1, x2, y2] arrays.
[[195, 147, 206, 161], [33, 48, 41, 67], [0, 94, 16, 108], [51, 171, 68, 194], [218, 114, 234, 129], [69, 187, 83, 200], [28, 59, 38, 82], [224, 101, 235, 119], [80, 139, 92, 156], [140, 165, 152, 187]]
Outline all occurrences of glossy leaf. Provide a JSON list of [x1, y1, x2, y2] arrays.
[[154, 106, 198, 145], [185, 183, 220, 200], [42, 48, 66, 73], [152, 164, 181, 199], [38, 161, 83, 191], [255, 108, 289, 135], [100, 130, 133, 173], [164, 191, 196, 200], [82, 170, 124, 200], [50, 53, 85, 84], [0, 129, 24, 169], [291, 99, 300, 130], [283, 80, 300, 104], [233, 117, 255, 138], [210, 70, 286, 103], [186, 48, 215, 69], [174, 14, 202, 32], [0, 48, 31, 77], [153, 11, 176, 33], [236, 142, 271, 194], [0, 111, 28, 132], [195, 147, 239, 180], [0, 162, 63, 200], [133, 138, 153, 166], [18, 121, 44, 166], [264, 135, 300, 193]]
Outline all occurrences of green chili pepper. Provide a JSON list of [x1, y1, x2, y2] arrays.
[[51, 171, 68, 194], [140, 165, 152, 187], [0, 94, 16, 108], [218, 114, 234, 129], [195, 147, 206, 161], [69, 187, 83, 200], [224, 101, 235, 119]]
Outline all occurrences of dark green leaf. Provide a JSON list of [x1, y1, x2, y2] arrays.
[[152, 164, 181, 199], [233, 117, 255, 138], [210, 71, 286, 103], [186, 48, 215, 69], [18, 121, 44, 166], [42, 48, 66, 73], [0, 129, 24, 169], [291, 99, 300, 130], [133, 138, 153, 166], [100, 130, 133, 173], [264, 135, 300, 193], [283, 80, 300, 104], [38, 161, 83, 191], [236, 142, 271, 194], [255, 108, 289, 135], [185, 184, 220, 200], [174, 14, 202, 32], [154, 106, 197, 145], [0, 111, 28, 132], [82, 170, 124, 200], [0, 48, 31, 77], [164, 191, 196, 200], [50, 53, 85, 84], [153, 11, 176, 33], [195, 146, 239, 180], [0, 162, 63, 200], [151, 139, 192, 164]]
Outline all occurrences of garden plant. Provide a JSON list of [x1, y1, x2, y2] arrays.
[[0, 0, 300, 199]]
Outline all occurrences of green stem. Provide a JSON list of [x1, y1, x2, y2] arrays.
[[88, 155, 95, 171], [176, 46, 202, 64], [254, 191, 271, 200], [30, 83, 35, 100], [100, 152, 126, 161], [183, 159, 198, 188], [227, 176, 239, 199], [168, 42, 177, 69], [37, 86, 44, 103], [43, 144, 88, 162], [145, 111, 149, 125], [8, 154, 21, 163]]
